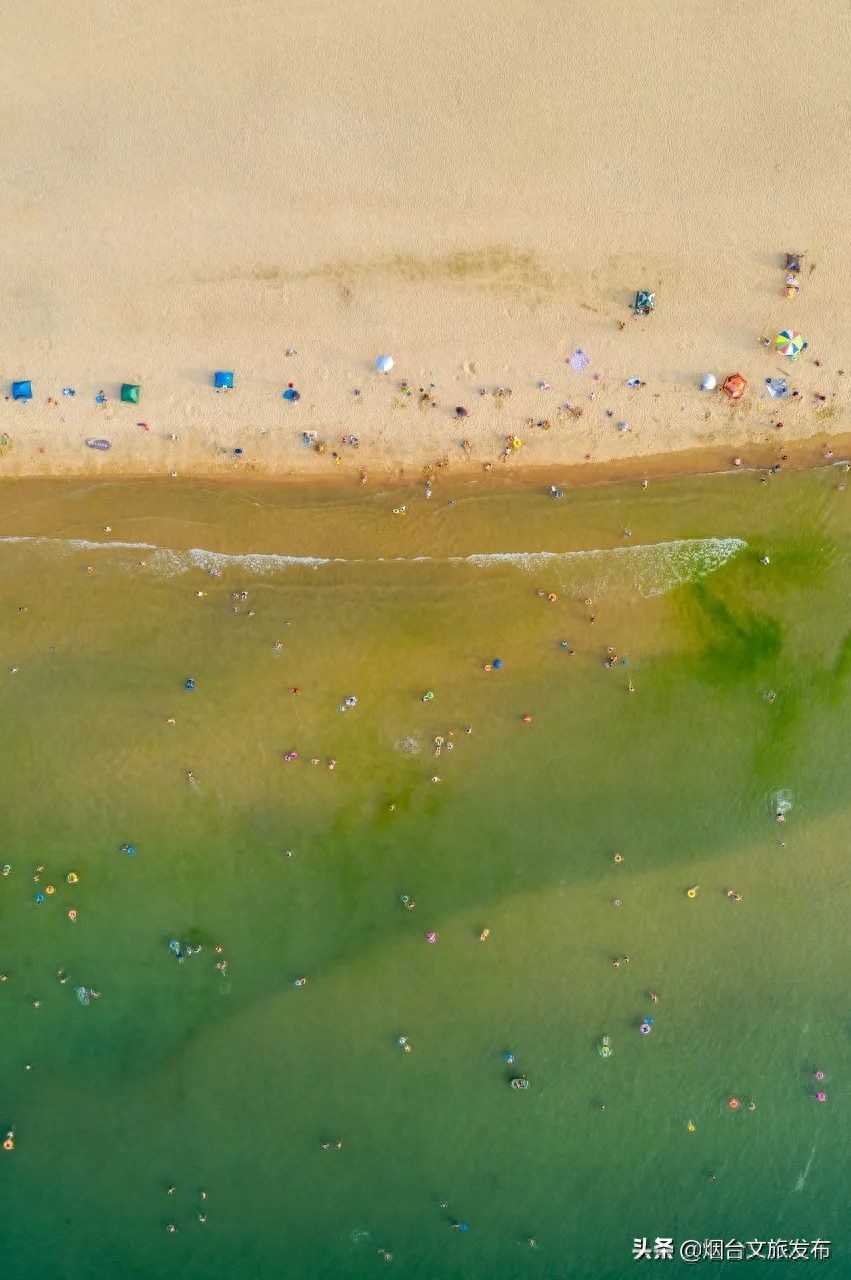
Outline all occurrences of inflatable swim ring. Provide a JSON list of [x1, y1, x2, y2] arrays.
[[66, 872, 79, 884]]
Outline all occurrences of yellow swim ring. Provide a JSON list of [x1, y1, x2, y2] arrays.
[[686, 885, 699, 899], [66, 872, 79, 885]]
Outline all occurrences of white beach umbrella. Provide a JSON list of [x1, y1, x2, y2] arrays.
[[700, 374, 717, 391], [375, 354, 394, 374]]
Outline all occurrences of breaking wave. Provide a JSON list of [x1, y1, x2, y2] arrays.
[[0, 535, 746, 597]]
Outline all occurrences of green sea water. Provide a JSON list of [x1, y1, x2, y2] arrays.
[[0, 469, 849, 1279]]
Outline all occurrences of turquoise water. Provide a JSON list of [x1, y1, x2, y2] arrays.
[[0, 469, 848, 1278]]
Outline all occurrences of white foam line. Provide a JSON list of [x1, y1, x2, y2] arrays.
[[0, 534, 747, 594]]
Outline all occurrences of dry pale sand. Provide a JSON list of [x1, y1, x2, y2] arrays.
[[0, 0, 849, 482]]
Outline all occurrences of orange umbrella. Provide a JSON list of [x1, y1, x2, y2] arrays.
[[722, 374, 748, 400]]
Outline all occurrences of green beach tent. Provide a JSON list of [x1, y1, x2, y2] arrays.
[[632, 291, 655, 316], [120, 383, 140, 404]]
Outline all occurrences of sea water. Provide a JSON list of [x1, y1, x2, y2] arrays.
[[0, 469, 848, 1279]]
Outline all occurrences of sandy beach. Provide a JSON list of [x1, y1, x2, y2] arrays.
[[0, 0, 849, 481]]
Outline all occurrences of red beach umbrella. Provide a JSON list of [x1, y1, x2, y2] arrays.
[[722, 374, 748, 400]]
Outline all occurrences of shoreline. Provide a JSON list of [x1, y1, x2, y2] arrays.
[[0, 430, 846, 497]]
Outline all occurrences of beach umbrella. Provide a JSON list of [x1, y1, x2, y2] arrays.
[[375, 354, 394, 374], [214, 371, 234, 390], [775, 329, 806, 359], [722, 374, 748, 400], [700, 374, 717, 391], [120, 383, 140, 404], [11, 380, 32, 401]]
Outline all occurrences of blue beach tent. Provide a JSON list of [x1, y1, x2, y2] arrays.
[[11, 380, 32, 401], [214, 371, 234, 390]]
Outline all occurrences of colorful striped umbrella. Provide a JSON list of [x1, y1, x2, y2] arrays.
[[775, 329, 806, 359]]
